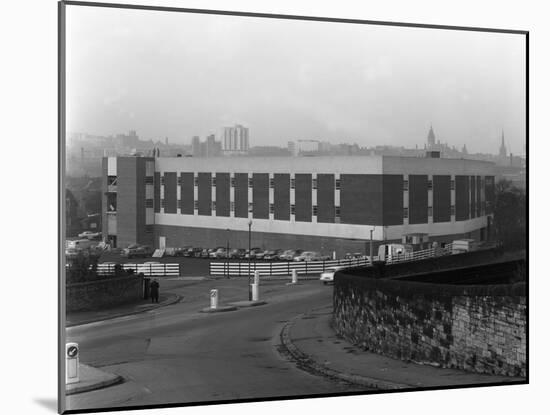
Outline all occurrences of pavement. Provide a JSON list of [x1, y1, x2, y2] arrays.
[[65, 292, 181, 327], [64, 288, 525, 396]]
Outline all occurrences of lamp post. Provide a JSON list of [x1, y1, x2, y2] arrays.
[[369, 227, 375, 265], [226, 228, 230, 279], [248, 219, 252, 300]]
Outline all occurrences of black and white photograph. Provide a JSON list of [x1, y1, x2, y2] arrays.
[[57, 1, 528, 413]]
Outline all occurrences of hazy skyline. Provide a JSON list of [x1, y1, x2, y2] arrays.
[[66, 5, 526, 155]]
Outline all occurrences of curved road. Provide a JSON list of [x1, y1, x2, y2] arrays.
[[66, 279, 364, 411]]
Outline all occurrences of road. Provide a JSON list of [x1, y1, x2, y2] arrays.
[[66, 278, 365, 412]]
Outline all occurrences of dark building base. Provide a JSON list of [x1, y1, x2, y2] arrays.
[[153, 225, 482, 258]]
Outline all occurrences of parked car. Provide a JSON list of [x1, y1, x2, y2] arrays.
[[78, 230, 102, 239], [200, 248, 210, 258], [244, 248, 263, 259], [65, 248, 83, 259], [320, 266, 346, 285], [122, 244, 154, 259], [211, 247, 228, 259], [263, 249, 283, 260], [294, 251, 326, 261], [279, 249, 304, 261], [229, 248, 246, 259], [187, 247, 202, 257]]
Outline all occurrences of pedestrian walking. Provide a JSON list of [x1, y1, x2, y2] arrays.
[[150, 279, 160, 303]]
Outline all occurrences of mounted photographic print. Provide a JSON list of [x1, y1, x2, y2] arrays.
[[59, 1, 528, 413]]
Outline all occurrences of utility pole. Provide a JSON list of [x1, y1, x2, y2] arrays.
[[248, 219, 252, 301]]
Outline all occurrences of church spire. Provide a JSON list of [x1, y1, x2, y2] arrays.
[[499, 130, 507, 157], [427, 124, 436, 149]]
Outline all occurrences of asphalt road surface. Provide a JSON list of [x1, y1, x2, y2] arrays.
[[65, 278, 365, 412]]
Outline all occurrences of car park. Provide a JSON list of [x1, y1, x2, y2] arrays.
[[345, 252, 365, 259], [319, 266, 346, 285]]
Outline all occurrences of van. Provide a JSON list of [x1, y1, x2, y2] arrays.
[[377, 243, 413, 262], [66, 239, 96, 250]]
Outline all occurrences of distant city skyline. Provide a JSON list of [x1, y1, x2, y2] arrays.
[[66, 7, 526, 155]]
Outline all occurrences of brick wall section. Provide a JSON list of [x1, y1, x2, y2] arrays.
[[455, 175, 470, 221], [253, 173, 269, 219], [163, 172, 177, 214], [274, 173, 290, 221], [317, 174, 335, 223], [333, 271, 526, 377], [433, 175, 451, 223], [197, 173, 212, 215], [180, 172, 194, 214], [66, 275, 144, 312], [341, 174, 383, 225], [409, 175, 428, 224], [234, 173, 248, 218], [382, 175, 403, 226], [295, 174, 312, 222], [216, 173, 230, 217]]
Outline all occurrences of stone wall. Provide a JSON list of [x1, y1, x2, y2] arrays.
[[333, 273, 526, 377], [66, 275, 144, 312]]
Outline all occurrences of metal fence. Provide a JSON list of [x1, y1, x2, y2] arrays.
[[384, 246, 453, 264], [209, 257, 371, 277], [95, 263, 181, 277]]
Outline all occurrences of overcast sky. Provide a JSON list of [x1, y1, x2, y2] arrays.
[[66, 5, 526, 155]]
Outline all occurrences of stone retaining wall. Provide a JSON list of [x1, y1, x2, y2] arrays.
[[333, 273, 526, 377], [66, 275, 144, 312]]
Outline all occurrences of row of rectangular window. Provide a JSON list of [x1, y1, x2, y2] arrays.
[[162, 200, 340, 217], [162, 175, 490, 191], [162, 175, 341, 189], [402, 203, 490, 218]]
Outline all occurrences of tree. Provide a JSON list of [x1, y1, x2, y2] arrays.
[[493, 179, 526, 251]]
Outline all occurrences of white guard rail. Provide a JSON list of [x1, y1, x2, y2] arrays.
[[210, 257, 370, 277], [95, 263, 181, 277]]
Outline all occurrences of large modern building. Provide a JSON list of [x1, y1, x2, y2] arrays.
[[222, 125, 249, 155], [102, 154, 495, 256]]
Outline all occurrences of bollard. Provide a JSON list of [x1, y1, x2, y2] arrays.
[[254, 270, 260, 285], [252, 283, 260, 301], [210, 289, 218, 309], [291, 269, 298, 284], [66, 342, 79, 384]]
